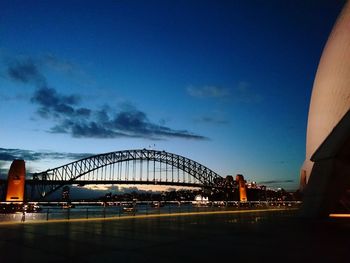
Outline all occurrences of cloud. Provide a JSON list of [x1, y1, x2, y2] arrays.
[[41, 54, 76, 74], [4, 56, 207, 140], [4, 57, 82, 119], [31, 87, 90, 119], [51, 120, 130, 139], [6, 58, 46, 86], [0, 148, 92, 162], [49, 107, 207, 140], [41, 91, 207, 140], [4, 53, 91, 83], [0, 152, 17, 161], [258, 179, 294, 185], [235, 82, 263, 103], [0, 93, 30, 101], [187, 85, 230, 98], [187, 82, 262, 103], [194, 116, 229, 125]]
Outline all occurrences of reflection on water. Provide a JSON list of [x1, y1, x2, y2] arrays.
[[226, 216, 263, 224], [0, 203, 300, 223]]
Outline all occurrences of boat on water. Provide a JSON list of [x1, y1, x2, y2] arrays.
[[212, 201, 226, 207], [122, 203, 137, 212], [61, 203, 75, 209], [151, 201, 164, 208]]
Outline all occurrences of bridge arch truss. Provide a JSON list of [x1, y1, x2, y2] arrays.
[[32, 149, 223, 198]]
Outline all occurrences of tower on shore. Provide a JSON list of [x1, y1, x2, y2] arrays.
[[236, 174, 247, 202], [6, 160, 26, 202]]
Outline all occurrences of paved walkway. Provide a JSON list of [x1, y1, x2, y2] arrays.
[[0, 210, 348, 263]]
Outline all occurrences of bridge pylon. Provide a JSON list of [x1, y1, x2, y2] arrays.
[[5, 160, 26, 203]]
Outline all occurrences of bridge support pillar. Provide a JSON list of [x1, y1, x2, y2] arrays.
[[236, 174, 247, 202], [5, 160, 26, 202]]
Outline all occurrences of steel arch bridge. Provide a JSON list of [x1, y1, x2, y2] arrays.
[[31, 149, 224, 198]]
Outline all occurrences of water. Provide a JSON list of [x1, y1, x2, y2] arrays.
[[0, 202, 300, 223]]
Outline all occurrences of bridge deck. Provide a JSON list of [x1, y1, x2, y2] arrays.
[[0, 179, 202, 188]]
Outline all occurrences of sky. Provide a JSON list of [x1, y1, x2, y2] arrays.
[[0, 0, 346, 191]]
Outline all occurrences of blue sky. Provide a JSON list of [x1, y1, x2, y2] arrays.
[[0, 0, 345, 190]]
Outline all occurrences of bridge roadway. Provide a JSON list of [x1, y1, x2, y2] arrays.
[[0, 179, 203, 187], [0, 209, 348, 262], [28, 179, 203, 188]]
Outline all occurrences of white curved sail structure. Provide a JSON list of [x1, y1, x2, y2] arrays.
[[301, 2, 350, 189]]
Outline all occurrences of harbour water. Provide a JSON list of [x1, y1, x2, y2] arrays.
[[0, 201, 300, 223]]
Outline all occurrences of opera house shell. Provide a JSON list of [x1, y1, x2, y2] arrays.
[[300, 2, 350, 217]]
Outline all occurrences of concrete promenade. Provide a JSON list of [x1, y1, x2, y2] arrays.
[[0, 209, 349, 263]]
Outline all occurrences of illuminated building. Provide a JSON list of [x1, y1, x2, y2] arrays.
[[300, 2, 350, 217], [5, 160, 26, 202], [300, 2, 350, 189], [193, 195, 209, 206], [236, 174, 247, 202]]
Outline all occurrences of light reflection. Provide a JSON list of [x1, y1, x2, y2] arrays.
[[329, 214, 350, 218]]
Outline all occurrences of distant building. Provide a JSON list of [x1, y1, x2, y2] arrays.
[[225, 175, 234, 184], [193, 194, 209, 206]]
